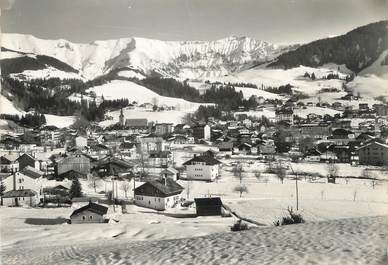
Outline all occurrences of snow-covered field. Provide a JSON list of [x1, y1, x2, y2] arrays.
[[44, 114, 76, 128], [9, 67, 84, 81], [235, 86, 284, 100], [0, 94, 23, 115], [87, 80, 207, 110], [2, 212, 387, 265], [0, 95, 75, 129], [294, 106, 340, 118], [2, 152, 388, 264], [217, 65, 347, 97]]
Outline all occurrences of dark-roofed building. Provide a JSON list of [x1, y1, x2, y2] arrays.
[[125, 118, 149, 133], [119, 142, 137, 157], [194, 197, 223, 216], [358, 141, 388, 166], [215, 142, 233, 153], [183, 155, 222, 181], [2, 189, 38, 207], [70, 202, 108, 224], [20, 166, 44, 179], [160, 167, 180, 181], [303, 148, 322, 162], [149, 151, 173, 168], [0, 155, 19, 173], [275, 108, 294, 124], [154, 123, 174, 136], [134, 178, 184, 210], [192, 124, 211, 141], [54, 153, 91, 176], [1, 171, 43, 198], [57, 170, 87, 180], [94, 157, 135, 176], [16, 153, 40, 171]]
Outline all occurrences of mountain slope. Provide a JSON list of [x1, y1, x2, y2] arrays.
[[1, 48, 82, 80], [268, 20, 388, 73], [1, 34, 293, 80]]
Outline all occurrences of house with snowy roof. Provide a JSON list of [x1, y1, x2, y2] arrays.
[[70, 202, 108, 224], [2, 189, 39, 207], [183, 154, 222, 181], [134, 178, 184, 210]]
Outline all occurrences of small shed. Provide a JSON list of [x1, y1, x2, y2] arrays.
[[70, 202, 108, 224], [160, 167, 179, 181], [194, 197, 223, 216]]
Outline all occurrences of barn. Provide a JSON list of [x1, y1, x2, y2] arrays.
[[70, 202, 108, 224], [194, 197, 223, 216]]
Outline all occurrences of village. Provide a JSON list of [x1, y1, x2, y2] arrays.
[[1, 89, 388, 249]]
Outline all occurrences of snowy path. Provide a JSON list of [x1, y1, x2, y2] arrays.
[[2, 216, 387, 265]]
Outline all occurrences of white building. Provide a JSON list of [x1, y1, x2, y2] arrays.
[[2, 171, 43, 195], [1, 170, 43, 207], [2, 189, 39, 207], [183, 155, 222, 181], [134, 178, 184, 211], [75, 136, 88, 148]]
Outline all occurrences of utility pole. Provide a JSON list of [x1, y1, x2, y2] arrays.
[[112, 177, 115, 212], [133, 175, 136, 200], [289, 164, 299, 211]]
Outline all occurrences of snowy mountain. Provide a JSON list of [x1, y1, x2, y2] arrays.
[[1, 34, 293, 80]]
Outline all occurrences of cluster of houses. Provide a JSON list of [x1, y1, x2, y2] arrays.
[[1, 98, 388, 224]]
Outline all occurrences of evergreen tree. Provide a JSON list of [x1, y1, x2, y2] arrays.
[[69, 178, 82, 199]]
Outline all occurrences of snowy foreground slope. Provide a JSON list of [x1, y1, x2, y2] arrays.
[[2, 216, 387, 265], [2, 33, 292, 80]]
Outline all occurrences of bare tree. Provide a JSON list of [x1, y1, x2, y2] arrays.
[[254, 170, 262, 181], [327, 162, 338, 178], [353, 190, 357, 201], [120, 181, 131, 198], [152, 97, 158, 111], [88, 172, 101, 193], [274, 163, 286, 184], [233, 184, 248, 198], [361, 168, 371, 179], [371, 180, 378, 189], [232, 163, 244, 184]]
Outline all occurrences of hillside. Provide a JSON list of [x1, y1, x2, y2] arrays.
[[1, 48, 82, 80], [268, 20, 388, 73], [1, 34, 293, 80]]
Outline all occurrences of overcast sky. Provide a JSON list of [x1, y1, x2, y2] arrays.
[[1, 0, 387, 44]]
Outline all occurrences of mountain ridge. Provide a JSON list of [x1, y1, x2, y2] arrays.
[[1, 33, 293, 80], [268, 20, 388, 73]]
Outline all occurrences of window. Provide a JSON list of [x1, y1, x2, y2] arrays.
[[89, 216, 93, 220], [82, 216, 86, 220]]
